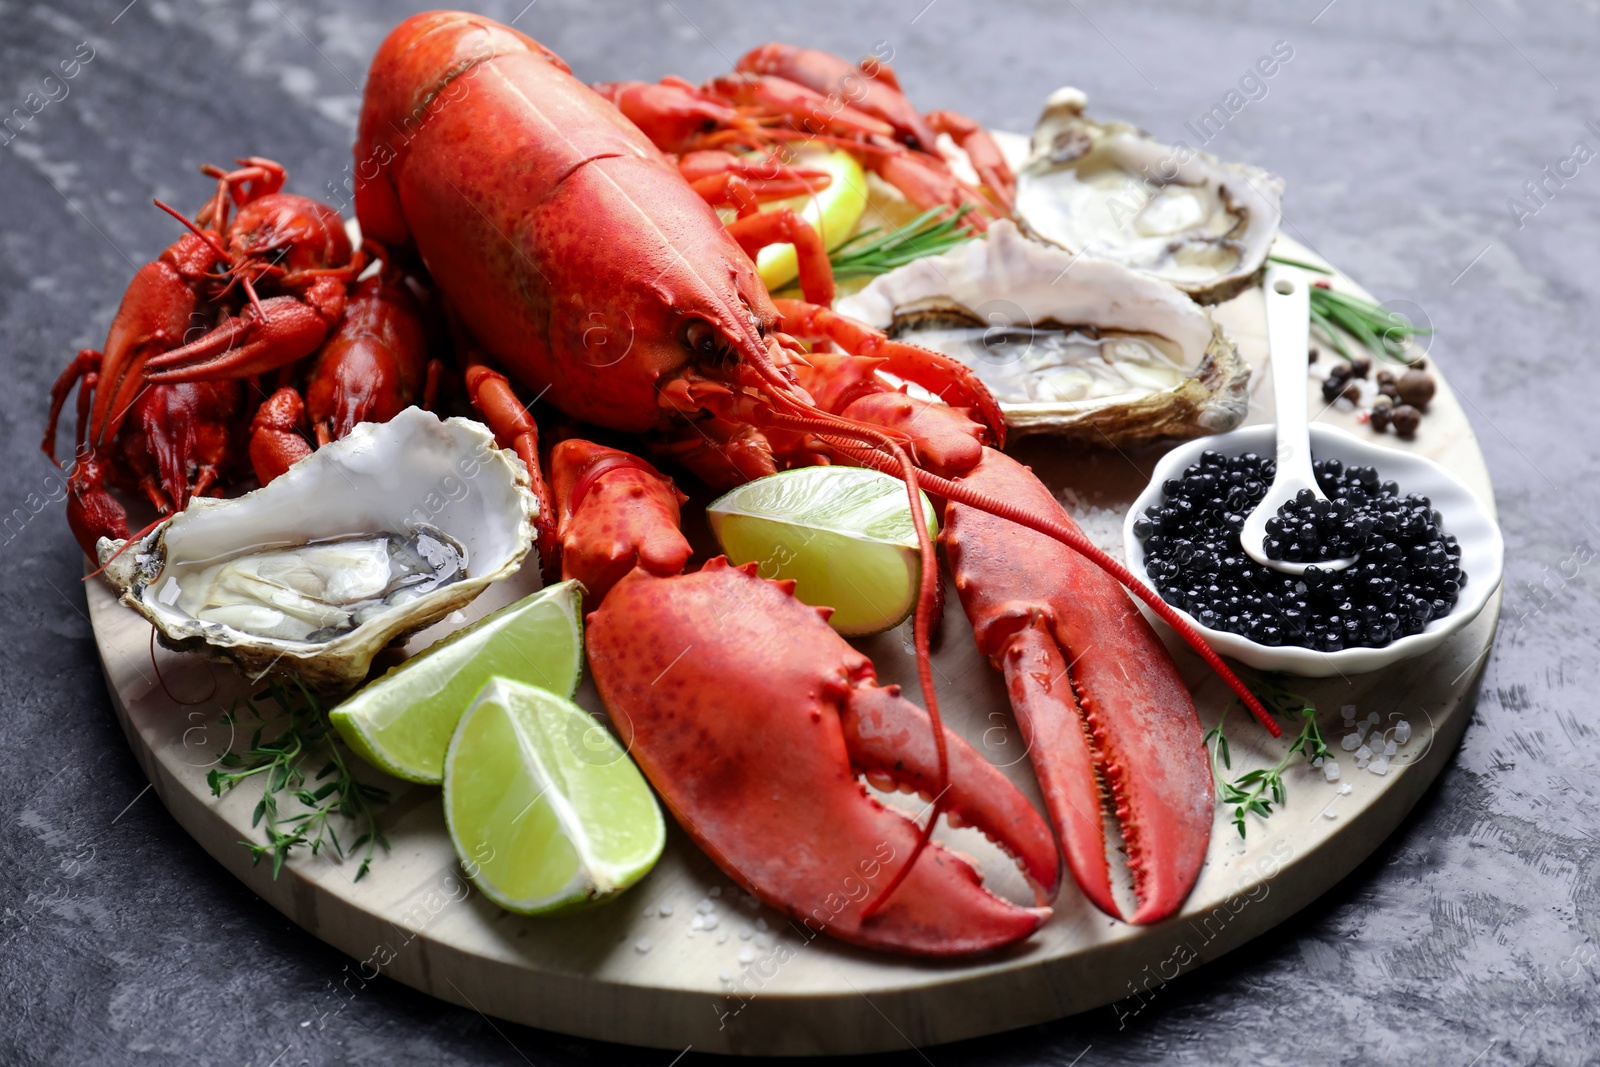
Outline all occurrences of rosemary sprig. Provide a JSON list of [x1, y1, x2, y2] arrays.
[[207, 680, 390, 881], [1205, 674, 1329, 838], [1267, 254, 1432, 364], [828, 204, 978, 280]]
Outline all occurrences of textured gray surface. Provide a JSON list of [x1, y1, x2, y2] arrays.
[[2, 0, 1596, 1063]]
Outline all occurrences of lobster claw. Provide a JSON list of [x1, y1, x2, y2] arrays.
[[587, 558, 1056, 957]]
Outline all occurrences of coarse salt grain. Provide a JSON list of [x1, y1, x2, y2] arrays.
[[716, 929, 730, 944], [755, 932, 774, 948], [737, 924, 754, 941], [1324, 761, 1341, 782], [738, 947, 756, 964], [657, 902, 674, 917], [635, 937, 654, 954], [1394, 720, 1412, 744], [642, 906, 655, 918], [1355, 745, 1372, 761], [1341, 733, 1362, 752], [703, 913, 720, 930], [718, 969, 733, 983], [755, 918, 769, 932], [1355, 721, 1371, 740], [1313, 756, 1324, 768], [1367, 757, 1389, 776], [1322, 805, 1339, 819], [1384, 740, 1397, 756], [1367, 712, 1380, 725], [696, 899, 715, 914], [1338, 783, 1353, 795], [691, 915, 705, 931], [1341, 705, 1357, 721]]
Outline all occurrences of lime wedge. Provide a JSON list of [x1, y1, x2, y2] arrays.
[[707, 467, 936, 635], [749, 145, 868, 292], [444, 678, 664, 914], [330, 581, 584, 784]]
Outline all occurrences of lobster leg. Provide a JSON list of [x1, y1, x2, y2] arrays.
[[723, 208, 835, 306], [926, 110, 1016, 213], [550, 439, 692, 604], [465, 364, 561, 583], [43, 349, 101, 465]]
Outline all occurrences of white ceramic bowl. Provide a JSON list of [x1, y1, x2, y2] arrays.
[[1122, 423, 1504, 677]]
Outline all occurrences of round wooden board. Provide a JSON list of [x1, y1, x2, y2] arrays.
[[85, 235, 1501, 1056]]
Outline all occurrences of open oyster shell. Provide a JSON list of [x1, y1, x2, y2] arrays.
[[99, 407, 537, 694], [835, 220, 1250, 443], [1014, 87, 1283, 305]]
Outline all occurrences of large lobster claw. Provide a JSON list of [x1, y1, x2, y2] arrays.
[[587, 558, 1058, 957], [943, 449, 1215, 925]]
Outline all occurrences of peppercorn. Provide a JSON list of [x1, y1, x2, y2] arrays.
[[1369, 404, 1391, 432], [1350, 356, 1371, 379], [1389, 404, 1422, 438], [1396, 369, 1435, 409], [1380, 381, 1401, 401], [1340, 382, 1362, 402], [1376, 368, 1395, 386], [1309, 347, 1321, 364]]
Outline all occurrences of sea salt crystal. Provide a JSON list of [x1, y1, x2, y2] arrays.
[[738, 924, 754, 941], [703, 913, 720, 930], [657, 902, 674, 917], [691, 915, 705, 931], [1322, 805, 1339, 819], [1338, 783, 1352, 795], [755, 918, 769, 933], [718, 969, 734, 983], [697, 899, 716, 914], [1367, 757, 1390, 776], [1394, 720, 1412, 744], [1355, 745, 1372, 761], [642, 906, 656, 918], [1367, 712, 1380, 725], [1323, 761, 1341, 782], [1341, 733, 1362, 752], [738, 947, 756, 964], [1384, 740, 1397, 756], [716, 929, 730, 944], [1313, 756, 1324, 768], [756, 932, 774, 948], [635, 937, 654, 954], [1355, 721, 1371, 741], [1341, 704, 1357, 721]]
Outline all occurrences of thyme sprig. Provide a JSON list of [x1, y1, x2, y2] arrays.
[[828, 204, 978, 280], [206, 680, 390, 880], [1267, 254, 1432, 364], [1205, 673, 1329, 838]]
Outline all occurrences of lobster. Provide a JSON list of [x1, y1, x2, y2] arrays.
[[140, 12, 1282, 955]]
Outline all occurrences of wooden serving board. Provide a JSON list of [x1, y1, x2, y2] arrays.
[[86, 237, 1501, 1056]]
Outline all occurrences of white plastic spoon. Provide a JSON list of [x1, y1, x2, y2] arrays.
[[1238, 266, 1359, 575]]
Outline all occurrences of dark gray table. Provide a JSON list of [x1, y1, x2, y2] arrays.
[[3, 1, 1595, 1063]]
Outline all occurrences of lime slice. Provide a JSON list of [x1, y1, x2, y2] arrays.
[[330, 581, 584, 784], [444, 678, 664, 914], [707, 467, 936, 635], [749, 145, 868, 292]]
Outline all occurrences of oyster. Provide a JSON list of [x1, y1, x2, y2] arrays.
[[100, 408, 537, 693], [835, 220, 1250, 443], [1014, 87, 1283, 304]]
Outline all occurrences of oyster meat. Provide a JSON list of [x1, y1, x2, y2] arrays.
[[101, 407, 537, 693], [836, 220, 1250, 443], [1014, 87, 1283, 304]]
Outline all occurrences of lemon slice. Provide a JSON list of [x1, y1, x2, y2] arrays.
[[749, 145, 868, 292], [443, 678, 664, 914], [707, 467, 937, 635], [330, 581, 584, 784]]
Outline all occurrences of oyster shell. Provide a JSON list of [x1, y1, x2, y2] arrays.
[[1015, 87, 1283, 304], [835, 220, 1250, 443], [100, 407, 537, 693]]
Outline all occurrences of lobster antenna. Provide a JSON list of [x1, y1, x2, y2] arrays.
[[153, 199, 230, 259]]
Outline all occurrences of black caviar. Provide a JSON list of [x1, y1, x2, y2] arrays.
[[1134, 450, 1465, 651]]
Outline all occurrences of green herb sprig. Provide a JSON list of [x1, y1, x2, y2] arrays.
[[828, 204, 978, 280], [1268, 254, 1432, 364], [1205, 674, 1329, 838], [207, 680, 390, 880]]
